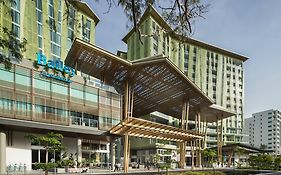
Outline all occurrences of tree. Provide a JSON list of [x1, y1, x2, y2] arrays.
[[233, 147, 245, 169], [0, 27, 27, 70], [95, 0, 209, 43], [260, 144, 267, 150], [0, 0, 27, 70], [248, 154, 274, 170], [151, 153, 161, 172], [274, 155, 281, 170], [202, 148, 217, 168], [25, 132, 64, 175], [1, 0, 209, 69]]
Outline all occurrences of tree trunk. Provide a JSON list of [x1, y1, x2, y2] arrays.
[[45, 149, 48, 175], [46, 149, 48, 163]]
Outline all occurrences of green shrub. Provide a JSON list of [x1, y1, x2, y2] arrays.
[[169, 171, 226, 175]]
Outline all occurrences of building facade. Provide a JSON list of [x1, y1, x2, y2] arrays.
[[0, 0, 98, 61], [245, 109, 281, 154], [0, 0, 120, 172], [122, 6, 248, 148], [0, 1, 248, 172]]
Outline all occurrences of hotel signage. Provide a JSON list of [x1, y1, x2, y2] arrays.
[[37, 53, 76, 83]]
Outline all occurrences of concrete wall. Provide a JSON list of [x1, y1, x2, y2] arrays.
[[62, 137, 78, 156], [6, 131, 32, 170], [245, 109, 281, 154]]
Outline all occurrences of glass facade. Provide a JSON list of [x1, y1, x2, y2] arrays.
[[0, 63, 121, 131]]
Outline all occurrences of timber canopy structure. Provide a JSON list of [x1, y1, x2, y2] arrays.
[[65, 39, 235, 172]]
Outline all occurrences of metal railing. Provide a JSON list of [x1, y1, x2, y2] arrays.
[[71, 116, 98, 128]]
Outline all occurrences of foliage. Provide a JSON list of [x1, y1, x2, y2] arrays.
[[25, 132, 64, 175], [168, 171, 226, 175], [0, 27, 27, 70], [87, 0, 209, 43], [33, 60, 39, 69], [58, 153, 76, 168], [25, 132, 64, 153], [0, 0, 27, 70], [202, 148, 217, 167], [274, 155, 281, 170], [260, 144, 267, 150], [248, 154, 276, 170], [1, 0, 209, 69], [33, 163, 57, 171]]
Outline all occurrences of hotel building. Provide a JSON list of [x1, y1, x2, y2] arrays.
[[119, 6, 248, 161], [0, 0, 120, 172], [245, 109, 281, 155], [0, 0, 247, 173]]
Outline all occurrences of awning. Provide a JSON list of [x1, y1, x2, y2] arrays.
[[110, 117, 204, 142], [65, 39, 235, 122]]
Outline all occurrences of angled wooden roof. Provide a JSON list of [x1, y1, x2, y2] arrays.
[[65, 39, 235, 122], [110, 117, 204, 142]]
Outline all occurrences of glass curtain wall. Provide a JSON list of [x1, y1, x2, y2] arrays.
[[0, 63, 121, 130]]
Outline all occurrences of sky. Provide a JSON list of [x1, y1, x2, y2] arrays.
[[86, 0, 281, 118]]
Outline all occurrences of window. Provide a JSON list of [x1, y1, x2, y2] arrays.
[[82, 17, 91, 42], [184, 45, 189, 72], [49, 0, 62, 60], [193, 47, 197, 54], [36, 0, 43, 50], [162, 33, 166, 55], [178, 46, 181, 66], [67, 6, 76, 50], [11, 0, 21, 39]]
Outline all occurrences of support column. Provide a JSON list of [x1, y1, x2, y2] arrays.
[[195, 112, 198, 168], [198, 139, 202, 168], [77, 138, 82, 163], [203, 119, 208, 149], [198, 111, 202, 169], [123, 134, 129, 173], [123, 81, 133, 173], [191, 140, 194, 170], [179, 101, 189, 169], [217, 116, 223, 167], [0, 132, 6, 174], [110, 142, 116, 170]]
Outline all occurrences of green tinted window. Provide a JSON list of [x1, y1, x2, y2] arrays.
[[52, 83, 67, 95]]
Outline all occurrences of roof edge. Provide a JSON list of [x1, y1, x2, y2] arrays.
[[122, 5, 249, 62], [71, 1, 100, 25]]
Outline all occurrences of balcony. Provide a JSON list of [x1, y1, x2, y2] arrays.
[[71, 116, 98, 128]]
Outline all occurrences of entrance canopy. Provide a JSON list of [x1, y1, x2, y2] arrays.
[[110, 117, 204, 142], [65, 39, 235, 122]]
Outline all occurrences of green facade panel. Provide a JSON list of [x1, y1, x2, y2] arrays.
[[0, 0, 97, 62]]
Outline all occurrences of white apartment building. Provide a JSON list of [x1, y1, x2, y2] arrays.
[[245, 109, 281, 154]]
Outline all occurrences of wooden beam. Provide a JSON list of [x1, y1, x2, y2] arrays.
[[185, 101, 190, 131]]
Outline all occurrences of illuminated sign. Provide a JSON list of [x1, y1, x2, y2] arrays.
[[37, 53, 76, 83]]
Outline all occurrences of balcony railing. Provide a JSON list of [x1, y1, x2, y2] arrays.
[[71, 116, 98, 128]]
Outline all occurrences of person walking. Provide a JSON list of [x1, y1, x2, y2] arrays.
[[114, 163, 119, 172]]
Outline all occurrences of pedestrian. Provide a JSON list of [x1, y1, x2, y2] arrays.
[[146, 161, 150, 170], [114, 163, 119, 172]]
